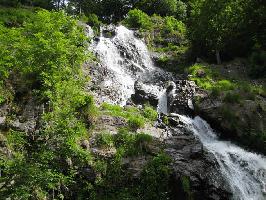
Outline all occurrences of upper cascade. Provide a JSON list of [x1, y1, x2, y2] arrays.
[[88, 24, 173, 106]]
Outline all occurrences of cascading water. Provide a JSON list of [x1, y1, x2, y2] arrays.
[[87, 25, 266, 200], [177, 115, 266, 200], [89, 25, 171, 105]]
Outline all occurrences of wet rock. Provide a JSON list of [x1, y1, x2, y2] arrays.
[[101, 24, 116, 38], [167, 80, 199, 115], [131, 81, 159, 107], [163, 120, 232, 200]]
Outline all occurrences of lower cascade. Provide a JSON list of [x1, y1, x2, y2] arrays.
[[88, 25, 266, 200]]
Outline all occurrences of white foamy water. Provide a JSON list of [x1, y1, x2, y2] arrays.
[[178, 115, 266, 200], [88, 25, 266, 200], [89, 25, 166, 105]]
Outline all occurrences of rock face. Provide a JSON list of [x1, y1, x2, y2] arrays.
[[161, 116, 232, 200], [131, 81, 159, 106], [101, 24, 117, 38], [195, 95, 266, 154], [166, 80, 206, 115], [91, 113, 232, 199], [0, 99, 41, 133]]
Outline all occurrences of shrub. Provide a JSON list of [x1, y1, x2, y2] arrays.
[[0, 10, 91, 199], [137, 0, 178, 16], [87, 13, 101, 27], [135, 132, 153, 152], [139, 153, 171, 200], [123, 9, 152, 30], [127, 115, 145, 130], [143, 105, 158, 121], [95, 132, 114, 148], [216, 80, 235, 90], [114, 129, 153, 156], [163, 16, 186, 35], [175, 0, 187, 20], [181, 176, 193, 199], [223, 92, 241, 104], [0, 7, 36, 27]]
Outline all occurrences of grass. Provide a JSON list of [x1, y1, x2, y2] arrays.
[[127, 115, 145, 131], [114, 128, 153, 156], [101, 103, 158, 130], [187, 63, 266, 103], [95, 132, 114, 148]]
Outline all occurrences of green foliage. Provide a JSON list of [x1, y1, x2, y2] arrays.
[[187, 64, 236, 94], [163, 16, 186, 35], [0, 7, 36, 27], [188, 0, 266, 61], [101, 103, 157, 125], [137, 0, 178, 16], [143, 105, 158, 121], [96, 132, 114, 148], [162, 115, 169, 125], [175, 0, 187, 20], [0, 9, 94, 199], [123, 10, 189, 72], [181, 176, 193, 200], [139, 153, 172, 200], [127, 115, 145, 131], [123, 9, 152, 30], [114, 128, 153, 156], [0, 0, 56, 9]]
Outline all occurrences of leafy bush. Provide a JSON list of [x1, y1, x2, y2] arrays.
[[0, 7, 36, 27], [114, 128, 152, 156], [143, 105, 158, 121], [0, 10, 92, 199], [123, 9, 152, 30], [137, 0, 178, 16], [128, 115, 145, 130], [95, 132, 114, 148], [175, 0, 187, 20], [139, 153, 172, 200], [101, 103, 157, 125], [163, 16, 186, 35]]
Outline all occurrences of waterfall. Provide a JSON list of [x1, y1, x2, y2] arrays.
[[88, 25, 266, 200], [178, 115, 266, 200], [89, 25, 170, 105]]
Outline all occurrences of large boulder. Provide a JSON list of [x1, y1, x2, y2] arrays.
[[101, 24, 117, 38], [131, 81, 160, 107], [166, 80, 201, 115]]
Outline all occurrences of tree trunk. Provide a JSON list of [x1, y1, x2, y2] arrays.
[[216, 49, 222, 65], [57, 0, 60, 10]]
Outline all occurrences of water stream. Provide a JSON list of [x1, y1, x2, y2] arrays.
[[88, 25, 266, 200]]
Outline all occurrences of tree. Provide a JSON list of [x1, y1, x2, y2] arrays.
[[136, 0, 177, 16], [189, 0, 249, 63]]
